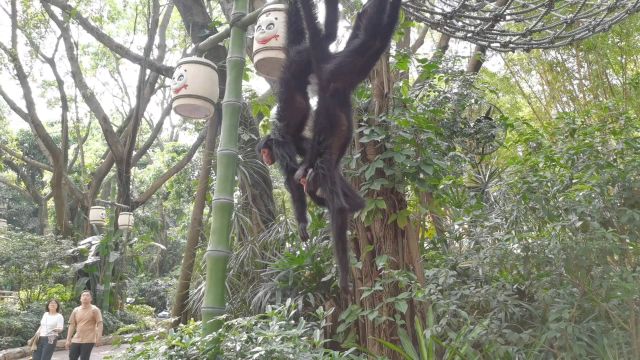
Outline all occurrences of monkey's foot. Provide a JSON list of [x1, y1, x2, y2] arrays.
[[298, 222, 310, 242]]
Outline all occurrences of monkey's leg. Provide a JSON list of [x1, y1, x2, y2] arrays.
[[305, 168, 364, 212], [285, 175, 310, 241], [337, 176, 365, 212], [324, 172, 352, 295], [276, 139, 311, 241]]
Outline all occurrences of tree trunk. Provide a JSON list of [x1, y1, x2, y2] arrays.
[[467, 44, 487, 74], [51, 149, 70, 236], [237, 103, 275, 239], [173, 110, 219, 325], [39, 198, 49, 235], [350, 54, 426, 359], [202, 0, 248, 335]]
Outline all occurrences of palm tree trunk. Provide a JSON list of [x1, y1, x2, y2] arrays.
[[202, 0, 248, 335], [173, 110, 219, 325]]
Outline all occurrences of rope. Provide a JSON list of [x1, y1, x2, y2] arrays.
[[404, 0, 640, 52]]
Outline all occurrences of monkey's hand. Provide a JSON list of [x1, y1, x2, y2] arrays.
[[303, 168, 322, 197], [298, 222, 310, 242], [294, 164, 309, 184]]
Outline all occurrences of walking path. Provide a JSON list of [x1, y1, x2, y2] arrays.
[[17, 344, 128, 360]]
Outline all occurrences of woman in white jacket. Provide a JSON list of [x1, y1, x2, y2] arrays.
[[32, 299, 64, 360]]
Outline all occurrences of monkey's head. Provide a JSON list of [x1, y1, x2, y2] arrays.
[[256, 136, 275, 165]]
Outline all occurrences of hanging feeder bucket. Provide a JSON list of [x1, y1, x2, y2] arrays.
[[252, 3, 287, 80], [171, 57, 219, 119], [89, 206, 106, 226], [0, 219, 7, 232], [118, 212, 134, 231]]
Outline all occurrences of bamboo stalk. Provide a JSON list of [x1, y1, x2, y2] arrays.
[[201, 0, 248, 336]]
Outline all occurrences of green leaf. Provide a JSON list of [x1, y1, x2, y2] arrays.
[[394, 300, 408, 314], [398, 328, 420, 359], [372, 337, 413, 360]]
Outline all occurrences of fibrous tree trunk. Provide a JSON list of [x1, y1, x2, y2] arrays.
[[350, 54, 427, 360], [172, 109, 220, 325], [237, 103, 275, 239]]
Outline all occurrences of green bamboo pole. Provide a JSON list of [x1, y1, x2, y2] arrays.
[[202, 0, 248, 335]]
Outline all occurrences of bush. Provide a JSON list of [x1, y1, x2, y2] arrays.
[[0, 336, 22, 350], [114, 322, 151, 336], [44, 284, 74, 303], [0, 302, 41, 350], [110, 305, 156, 335], [125, 304, 155, 318], [102, 311, 124, 335], [0, 232, 73, 309], [121, 300, 364, 359], [129, 277, 175, 313]]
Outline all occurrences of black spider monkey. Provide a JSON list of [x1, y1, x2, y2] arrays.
[[295, 0, 402, 293], [256, 0, 361, 241]]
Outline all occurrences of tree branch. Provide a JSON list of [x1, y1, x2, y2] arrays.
[[68, 119, 92, 172], [410, 26, 429, 55], [3, 159, 43, 202], [0, 176, 32, 201], [27, 35, 69, 164], [0, 38, 60, 162], [43, 2, 126, 160], [0, 84, 29, 121], [0, 144, 85, 202], [0, 143, 54, 172], [133, 102, 170, 165], [132, 126, 208, 209], [40, 0, 174, 77], [89, 151, 115, 205]]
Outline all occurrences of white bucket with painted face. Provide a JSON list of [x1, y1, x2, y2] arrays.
[[118, 212, 134, 231], [171, 57, 219, 119], [89, 206, 106, 226], [253, 3, 287, 80]]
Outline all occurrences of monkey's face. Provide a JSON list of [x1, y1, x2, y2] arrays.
[[261, 147, 275, 165], [255, 15, 280, 45], [171, 66, 188, 94]]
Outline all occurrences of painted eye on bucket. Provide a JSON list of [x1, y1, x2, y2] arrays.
[[171, 67, 188, 89]]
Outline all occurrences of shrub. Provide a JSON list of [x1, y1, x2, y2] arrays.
[[129, 277, 175, 313], [114, 322, 151, 335], [102, 311, 124, 335], [0, 232, 72, 309], [121, 300, 364, 359], [125, 304, 155, 318], [0, 302, 41, 350]]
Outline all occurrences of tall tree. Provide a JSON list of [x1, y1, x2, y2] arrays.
[[0, 0, 71, 235], [172, 109, 219, 324], [0, 0, 206, 236]]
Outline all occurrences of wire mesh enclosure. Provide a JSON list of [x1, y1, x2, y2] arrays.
[[404, 0, 640, 52]]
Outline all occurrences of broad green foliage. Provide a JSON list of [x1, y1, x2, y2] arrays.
[[0, 130, 47, 232], [368, 111, 640, 358], [0, 302, 40, 350], [248, 229, 337, 313], [121, 300, 364, 359], [0, 231, 72, 308]]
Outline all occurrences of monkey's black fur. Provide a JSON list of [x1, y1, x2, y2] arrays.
[[296, 0, 402, 293], [257, 0, 361, 241]]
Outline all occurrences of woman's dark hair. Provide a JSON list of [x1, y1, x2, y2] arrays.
[[46, 299, 61, 313]]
